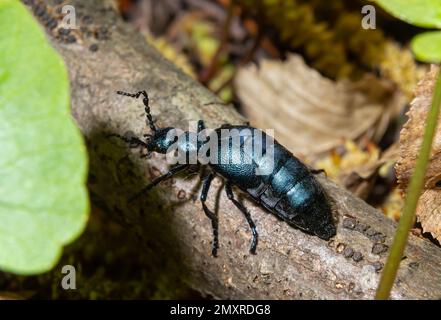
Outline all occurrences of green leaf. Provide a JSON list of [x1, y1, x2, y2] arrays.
[[411, 31, 441, 63], [375, 0, 441, 28], [0, 0, 89, 274]]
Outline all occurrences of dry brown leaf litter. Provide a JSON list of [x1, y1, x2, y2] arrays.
[[235, 54, 406, 157], [396, 66, 441, 242]]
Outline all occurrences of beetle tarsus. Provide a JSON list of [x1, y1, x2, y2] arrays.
[[200, 173, 219, 257], [310, 168, 327, 177], [108, 133, 148, 148], [129, 164, 188, 202], [226, 182, 258, 254]]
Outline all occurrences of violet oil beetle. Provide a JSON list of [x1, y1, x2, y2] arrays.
[[111, 90, 336, 256]]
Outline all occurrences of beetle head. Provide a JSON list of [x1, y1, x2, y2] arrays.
[[117, 90, 181, 155], [145, 127, 178, 154]]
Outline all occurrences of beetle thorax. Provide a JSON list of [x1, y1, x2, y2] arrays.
[[176, 131, 199, 157]]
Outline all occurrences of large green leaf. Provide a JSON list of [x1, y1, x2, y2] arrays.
[[411, 31, 441, 63], [375, 0, 441, 28], [0, 0, 89, 274]]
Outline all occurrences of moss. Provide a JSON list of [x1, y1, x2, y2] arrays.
[[236, 0, 421, 95], [0, 207, 195, 299]]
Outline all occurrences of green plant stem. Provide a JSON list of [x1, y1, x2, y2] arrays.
[[376, 68, 441, 300]]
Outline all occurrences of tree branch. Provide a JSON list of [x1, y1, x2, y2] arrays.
[[29, 0, 441, 299]]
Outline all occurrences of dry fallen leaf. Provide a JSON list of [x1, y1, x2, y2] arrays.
[[381, 187, 404, 221], [416, 190, 441, 240], [235, 54, 406, 157], [396, 65, 441, 242], [313, 140, 398, 199]]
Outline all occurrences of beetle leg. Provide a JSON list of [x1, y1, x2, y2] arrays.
[[197, 120, 208, 149], [129, 164, 188, 202], [220, 123, 233, 129], [200, 172, 219, 257], [310, 168, 327, 177], [108, 133, 148, 149], [225, 182, 258, 254], [197, 120, 206, 134]]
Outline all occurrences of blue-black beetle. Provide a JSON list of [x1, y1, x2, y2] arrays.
[[111, 90, 336, 256]]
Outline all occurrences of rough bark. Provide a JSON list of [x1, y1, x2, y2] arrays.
[[28, 0, 441, 299]]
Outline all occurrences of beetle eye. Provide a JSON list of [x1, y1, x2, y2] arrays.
[[144, 133, 153, 143]]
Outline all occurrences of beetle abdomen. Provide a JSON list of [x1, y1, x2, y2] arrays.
[[247, 151, 335, 240], [210, 125, 336, 240], [274, 175, 336, 239]]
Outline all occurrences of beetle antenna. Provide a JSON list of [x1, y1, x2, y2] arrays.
[[117, 90, 157, 132]]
